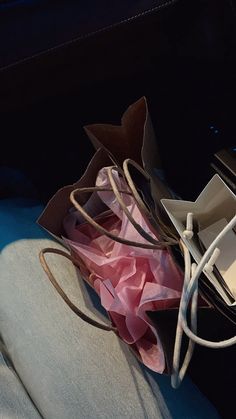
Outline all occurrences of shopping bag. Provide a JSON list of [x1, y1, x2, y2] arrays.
[[37, 148, 112, 240], [37, 99, 211, 377], [38, 152, 214, 377], [85, 96, 177, 235], [161, 174, 236, 387], [38, 154, 184, 372], [84, 96, 161, 173], [162, 174, 236, 322], [38, 97, 174, 241]]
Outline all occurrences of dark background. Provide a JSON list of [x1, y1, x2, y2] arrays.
[[1, 0, 236, 202]]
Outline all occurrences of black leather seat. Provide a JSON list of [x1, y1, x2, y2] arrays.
[[0, 0, 174, 69]]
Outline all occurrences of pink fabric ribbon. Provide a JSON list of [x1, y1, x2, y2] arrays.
[[63, 167, 183, 373]]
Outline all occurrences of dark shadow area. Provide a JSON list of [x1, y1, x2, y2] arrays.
[[1, 62, 235, 203]]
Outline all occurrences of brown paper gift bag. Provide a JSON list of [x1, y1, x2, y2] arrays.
[[37, 98, 210, 375], [37, 154, 181, 375], [84, 97, 161, 172], [85, 96, 177, 236], [39, 97, 176, 241], [38, 148, 112, 240]]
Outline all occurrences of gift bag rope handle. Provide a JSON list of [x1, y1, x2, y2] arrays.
[[171, 241, 198, 388], [107, 165, 171, 248], [180, 215, 236, 347], [172, 215, 236, 388], [123, 159, 178, 245], [70, 185, 163, 249], [39, 247, 117, 332]]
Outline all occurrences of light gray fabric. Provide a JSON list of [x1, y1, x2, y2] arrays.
[[0, 201, 220, 419], [0, 238, 168, 419], [0, 350, 42, 419]]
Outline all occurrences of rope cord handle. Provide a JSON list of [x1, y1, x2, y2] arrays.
[[39, 248, 117, 332], [70, 185, 163, 249], [123, 158, 178, 245], [107, 165, 167, 249], [180, 215, 236, 348], [172, 215, 236, 388], [123, 159, 156, 219], [171, 242, 198, 388]]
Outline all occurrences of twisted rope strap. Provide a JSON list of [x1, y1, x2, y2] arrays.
[[172, 215, 236, 388]]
